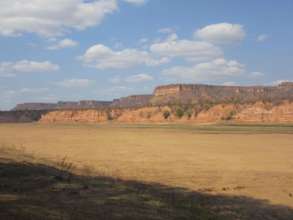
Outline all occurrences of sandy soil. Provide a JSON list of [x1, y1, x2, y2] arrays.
[[0, 123, 293, 208]]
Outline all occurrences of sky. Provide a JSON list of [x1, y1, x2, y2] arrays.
[[0, 0, 292, 110]]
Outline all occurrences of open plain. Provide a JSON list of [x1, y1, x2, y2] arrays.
[[1, 123, 293, 211]]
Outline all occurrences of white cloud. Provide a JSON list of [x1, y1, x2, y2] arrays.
[[55, 78, 95, 88], [195, 23, 246, 44], [272, 79, 290, 85], [122, 0, 146, 6], [0, 60, 59, 75], [0, 0, 118, 37], [162, 58, 245, 81], [125, 73, 153, 83], [150, 34, 223, 62], [81, 44, 169, 69], [47, 38, 78, 50], [257, 34, 269, 42]]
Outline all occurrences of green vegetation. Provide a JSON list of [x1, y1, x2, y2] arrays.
[[175, 107, 184, 118]]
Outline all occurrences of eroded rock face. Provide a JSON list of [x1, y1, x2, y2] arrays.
[[235, 101, 293, 123], [13, 100, 111, 111], [39, 101, 293, 123], [152, 83, 293, 105], [40, 110, 109, 123], [194, 104, 239, 123], [12, 82, 293, 111], [8, 82, 293, 123]]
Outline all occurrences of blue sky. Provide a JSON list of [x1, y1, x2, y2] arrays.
[[0, 0, 292, 110]]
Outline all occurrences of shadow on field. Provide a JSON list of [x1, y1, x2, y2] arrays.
[[0, 160, 293, 220]]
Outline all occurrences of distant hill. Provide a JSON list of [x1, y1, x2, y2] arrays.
[[13, 100, 112, 111], [11, 82, 293, 111], [151, 82, 293, 105]]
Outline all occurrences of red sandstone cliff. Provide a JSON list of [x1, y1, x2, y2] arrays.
[[6, 82, 293, 124], [39, 101, 293, 124]]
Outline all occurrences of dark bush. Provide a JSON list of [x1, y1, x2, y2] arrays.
[[163, 111, 170, 119]]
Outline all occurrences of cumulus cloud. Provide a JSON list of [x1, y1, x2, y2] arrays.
[[150, 33, 223, 62], [125, 73, 153, 83], [0, 60, 59, 75], [257, 34, 269, 42], [55, 78, 95, 88], [162, 58, 245, 81], [47, 38, 78, 50], [81, 44, 169, 69], [195, 23, 246, 44], [0, 0, 118, 37]]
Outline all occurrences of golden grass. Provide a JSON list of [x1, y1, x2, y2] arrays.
[[1, 123, 293, 208]]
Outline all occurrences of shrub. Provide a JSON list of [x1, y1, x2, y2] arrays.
[[222, 110, 236, 121], [185, 108, 193, 119], [175, 108, 184, 118], [163, 111, 170, 119], [106, 111, 113, 120]]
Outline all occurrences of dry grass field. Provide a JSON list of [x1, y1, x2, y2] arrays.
[[1, 123, 293, 219]]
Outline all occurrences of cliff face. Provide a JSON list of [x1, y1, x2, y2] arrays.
[[152, 83, 293, 105], [235, 101, 293, 123], [13, 100, 111, 111], [7, 82, 293, 124], [12, 82, 293, 111], [39, 101, 293, 124], [40, 110, 110, 123]]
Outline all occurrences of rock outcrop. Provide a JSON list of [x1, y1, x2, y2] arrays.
[[13, 100, 111, 111], [152, 83, 293, 105], [12, 82, 293, 111], [7, 82, 293, 124], [39, 101, 293, 123], [235, 101, 293, 123]]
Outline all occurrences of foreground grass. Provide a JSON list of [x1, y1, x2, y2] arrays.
[[1, 150, 293, 220]]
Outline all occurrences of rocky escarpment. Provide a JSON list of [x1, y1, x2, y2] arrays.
[[7, 82, 293, 123], [14, 100, 111, 111], [12, 82, 293, 111], [39, 101, 293, 123], [152, 82, 293, 105]]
